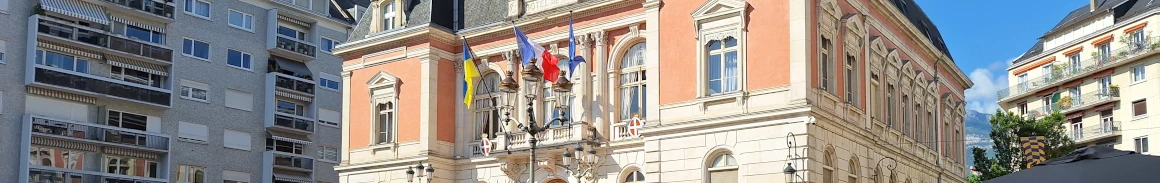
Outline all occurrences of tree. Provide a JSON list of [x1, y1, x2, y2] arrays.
[[972, 110, 1077, 181]]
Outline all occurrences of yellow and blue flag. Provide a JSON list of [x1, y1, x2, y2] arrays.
[[462, 39, 481, 108]]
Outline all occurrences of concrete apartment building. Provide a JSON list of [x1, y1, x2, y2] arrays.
[[0, 0, 366, 182], [1000, 0, 1160, 154], [333, 0, 972, 183]]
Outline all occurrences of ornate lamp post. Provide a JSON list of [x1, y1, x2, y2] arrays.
[[406, 162, 435, 183], [876, 157, 898, 183], [782, 132, 808, 183], [495, 59, 603, 183]]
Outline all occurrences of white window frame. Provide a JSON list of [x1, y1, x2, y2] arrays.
[[226, 49, 253, 71], [176, 165, 206, 183], [35, 49, 91, 73], [1132, 65, 1146, 84], [228, 9, 254, 31], [692, 0, 747, 97], [0, 0, 9, 14], [1136, 136, 1150, 153], [182, 38, 210, 61], [0, 90, 3, 115], [619, 42, 647, 121], [277, 25, 308, 41], [368, 71, 399, 147], [183, 0, 211, 20], [276, 99, 307, 117], [180, 79, 209, 102], [318, 146, 339, 163], [0, 39, 6, 63], [319, 73, 341, 92], [820, 37, 834, 92], [382, 1, 397, 31], [845, 54, 857, 104], [1133, 99, 1148, 119], [473, 72, 502, 140], [321, 37, 339, 53]]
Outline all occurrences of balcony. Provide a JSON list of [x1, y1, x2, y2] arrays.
[[88, 0, 176, 22], [267, 113, 315, 134], [611, 121, 641, 141], [29, 168, 166, 183], [35, 16, 173, 64], [1060, 90, 1120, 114], [265, 151, 314, 172], [505, 124, 596, 150], [32, 66, 172, 107], [997, 37, 1158, 102], [274, 73, 315, 95], [270, 35, 316, 61], [28, 114, 170, 152], [1072, 121, 1122, 144]]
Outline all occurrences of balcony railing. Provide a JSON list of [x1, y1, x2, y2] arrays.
[[100, 0, 176, 19], [1061, 90, 1120, 114], [275, 74, 315, 94], [998, 37, 1158, 101], [1072, 121, 1121, 143], [506, 124, 594, 150], [270, 151, 314, 171], [271, 113, 314, 133], [36, 16, 173, 62], [34, 67, 172, 106], [610, 122, 639, 141], [275, 36, 316, 57], [29, 115, 170, 151], [30, 168, 166, 183]]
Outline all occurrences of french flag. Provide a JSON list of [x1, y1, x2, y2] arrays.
[[514, 27, 562, 82]]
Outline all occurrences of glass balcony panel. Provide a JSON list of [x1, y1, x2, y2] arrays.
[[30, 115, 169, 150], [34, 67, 171, 106]]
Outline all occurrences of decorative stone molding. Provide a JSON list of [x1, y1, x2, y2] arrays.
[[499, 158, 527, 182], [692, 0, 748, 97], [592, 31, 607, 47]]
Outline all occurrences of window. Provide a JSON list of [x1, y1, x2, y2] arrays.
[[224, 89, 253, 111], [1131, 30, 1147, 48], [176, 165, 205, 183], [182, 38, 209, 60], [111, 65, 166, 88], [1068, 53, 1081, 73], [0, 0, 8, 13], [124, 25, 164, 44], [321, 37, 339, 53], [846, 55, 857, 104], [184, 0, 210, 19], [1017, 73, 1028, 92], [377, 102, 395, 144], [276, 99, 306, 116], [228, 10, 253, 31], [0, 40, 5, 63], [1019, 102, 1028, 115], [847, 159, 859, 183], [318, 146, 339, 162], [706, 37, 739, 95], [1043, 95, 1055, 114], [474, 73, 502, 139], [266, 137, 305, 154], [28, 146, 84, 170], [222, 170, 250, 183], [278, 26, 307, 41], [820, 38, 833, 93], [901, 95, 910, 134], [320, 73, 341, 91], [35, 50, 90, 73], [621, 42, 647, 120], [1069, 87, 1081, 106], [107, 110, 148, 131], [1071, 118, 1083, 140], [1042, 63, 1054, 81], [382, 1, 396, 31], [1136, 136, 1149, 153], [180, 79, 209, 102], [105, 156, 159, 178], [227, 49, 252, 70], [624, 171, 644, 183], [543, 86, 574, 126], [1134, 99, 1147, 118], [318, 108, 341, 127], [223, 130, 251, 150], [1098, 43, 1111, 60], [177, 121, 208, 143], [706, 153, 737, 183], [1133, 65, 1146, 83], [887, 85, 895, 127], [823, 151, 834, 183], [1100, 76, 1112, 95]]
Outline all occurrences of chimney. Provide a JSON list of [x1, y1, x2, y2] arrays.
[[1091, 0, 1098, 12]]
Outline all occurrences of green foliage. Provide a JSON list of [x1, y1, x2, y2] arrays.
[[972, 110, 1077, 181]]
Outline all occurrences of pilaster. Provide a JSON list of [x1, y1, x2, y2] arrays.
[[591, 31, 609, 140], [790, 0, 812, 104], [420, 56, 439, 155]]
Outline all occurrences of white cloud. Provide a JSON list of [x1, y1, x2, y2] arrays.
[[964, 58, 1015, 114]]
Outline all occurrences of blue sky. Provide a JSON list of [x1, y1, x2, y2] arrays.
[[916, 0, 1090, 113]]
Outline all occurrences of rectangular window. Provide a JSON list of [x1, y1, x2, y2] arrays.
[[222, 170, 250, 183], [320, 73, 341, 91], [227, 49, 252, 70], [123, 25, 164, 44], [318, 108, 341, 127], [377, 103, 395, 144], [223, 130, 251, 150], [107, 110, 148, 131], [318, 146, 339, 162], [1017, 73, 1028, 92], [1042, 63, 1054, 81], [184, 0, 210, 19], [1068, 53, 1081, 73], [0, 40, 5, 63], [1134, 99, 1147, 117], [228, 10, 254, 31], [707, 38, 739, 95], [104, 156, 159, 178], [1133, 65, 1146, 83], [276, 99, 306, 116], [266, 137, 305, 154], [35, 50, 90, 73], [887, 85, 895, 127], [845, 55, 856, 104], [543, 87, 575, 126], [224, 89, 253, 111], [278, 26, 307, 41], [176, 165, 205, 183], [177, 122, 208, 143], [29, 146, 85, 170], [321, 37, 339, 53], [1136, 136, 1149, 153], [180, 79, 209, 102], [111, 65, 166, 88], [1132, 30, 1147, 48], [820, 38, 832, 92], [1098, 43, 1111, 60], [1071, 120, 1083, 140], [1019, 102, 1028, 116], [383, 1, 396, 31], [182, 38, 209, 60]]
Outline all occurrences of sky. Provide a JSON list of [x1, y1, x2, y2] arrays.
[[915, 0, 1091, 114]]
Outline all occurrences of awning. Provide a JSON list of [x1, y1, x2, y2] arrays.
[[272, 56, 312, 77], [109, 16, 165, 33], [268, 132, 311, 144], [273, 173, 313, 183], [31, 137, 100, 152], [39, 0, 110, 25], [275, 90, 313, 102], [1065, 111, 1085, 120], [1093, 103, 1117, 112], [107, 55, 168, 76], [37, 41, 102, 60], [102, 146, 159, 159], [278, 15, 310, 28], [27, 86, 97, 104]]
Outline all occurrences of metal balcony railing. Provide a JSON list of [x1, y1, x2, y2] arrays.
[[1061, 90, 1120, 113], [275, 36, 316, 57], [272, 113, 314, 133], [37, 17, 173, 62], [30, 115, 169, 151], [1072, 121, 1121, 142], [274, 74, 315, 94], [30, 168, 166, 183], [100, 0, 175, 19], [998, 37, 1158, 101], [34, 67, 172, 106]]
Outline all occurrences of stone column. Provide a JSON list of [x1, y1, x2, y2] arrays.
[[419, 56, 439, 156], [340, 70, 353, 161], [591, 31, 609, 139], [575, 34, 593, 127]]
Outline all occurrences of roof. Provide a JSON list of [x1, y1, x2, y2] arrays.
[[1012, 0, 1159, 65], [329, 0, 370, 24], [892, 0, 954, 61], [1042, 0, 1127, 36], [344, 0, 457, 41]]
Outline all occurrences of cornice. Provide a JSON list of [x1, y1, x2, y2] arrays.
[[868, 0, 971, 88], [458, 0, 640, 43], [334, 24, 459, 58]]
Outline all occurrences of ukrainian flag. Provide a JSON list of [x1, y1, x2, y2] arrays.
[[462, 39, 482, 108]]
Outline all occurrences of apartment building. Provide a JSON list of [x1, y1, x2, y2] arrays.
[[0, 0, 366, 182], [333, 0, 972, 183], [1000, 0, 1160, 154]]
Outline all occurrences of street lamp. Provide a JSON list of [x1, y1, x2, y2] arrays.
[[875, 157, 898, 183], [782, 132, 808, 183], [406, 162, 435, 183]]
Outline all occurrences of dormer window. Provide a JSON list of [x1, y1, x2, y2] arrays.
[[375, 0, 406, 32], [383, 1, 396, 31]]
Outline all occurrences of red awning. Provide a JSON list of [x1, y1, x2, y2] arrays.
[[1093, 103, 1117, 112], [1066, 111, 1085, 120]]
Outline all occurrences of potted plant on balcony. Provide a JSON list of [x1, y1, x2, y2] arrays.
[[1110, 84, 1120, 97], [1059, 95, 1074, 109]]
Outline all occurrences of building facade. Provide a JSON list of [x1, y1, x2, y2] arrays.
[[999, 0, 1160, 154], [334, 0, 971, 183], [1, 0, 365, 182]]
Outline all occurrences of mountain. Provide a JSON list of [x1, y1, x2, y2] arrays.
[[964, 110, 993, 168]]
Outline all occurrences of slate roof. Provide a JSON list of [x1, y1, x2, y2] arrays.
[[1011, 0, 1160, 65], [345, 0, 457, 40], [330, 0, 371, 23], [891, 0, 954, 60]]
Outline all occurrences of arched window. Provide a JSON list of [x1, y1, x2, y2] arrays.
[[707, 153, 738, 183], [377, 102, 395, 144], [624, 170, 645, 183], [824, 151, 834, 183], [475, 73, 502, 138], [706, 37, 739, 95], [848, 158, 860, 183], [620, 42, 647, 120]]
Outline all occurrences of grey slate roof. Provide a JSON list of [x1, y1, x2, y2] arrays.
[[462, 0, 509, 30], [344, 0, 457, 40], [1012, 0, 1160, 65], [330, 0, 371, 23], [891, 0, 954, 60]]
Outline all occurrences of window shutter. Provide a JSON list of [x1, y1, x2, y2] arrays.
[[1134, 100, 1147, 116], [223, 130, 251, 150], [224, 89, 253, 111], [709, 170, 738, 183], [178, 122, 208, 142], [319, 109, 340, 124], [222, 170, 250, 182]]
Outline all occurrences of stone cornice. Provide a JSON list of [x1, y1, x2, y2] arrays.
[[868, 0, 972, 88], [333, 24, 459, 58], [458, 0, 640, 43]]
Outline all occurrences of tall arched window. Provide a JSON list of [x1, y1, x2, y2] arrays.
[[624, 170, 645, 183], [706, 37, 739, 95], [824, 151, 835, 183], [377, 102, 394, 144], [620, 42, 647, 120], [475, 73, 502, 138], [848, 157, 860, 183], [707, 153, 737, 183]]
